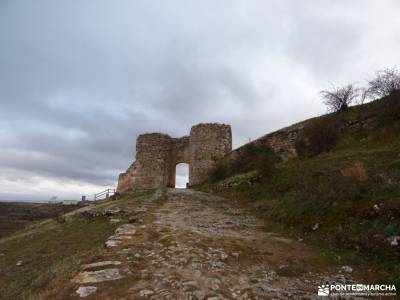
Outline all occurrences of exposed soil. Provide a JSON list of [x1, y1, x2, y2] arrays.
[[56, 189, 362, 299]]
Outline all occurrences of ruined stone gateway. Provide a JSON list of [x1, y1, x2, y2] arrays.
[[117, 123, 232, 192]]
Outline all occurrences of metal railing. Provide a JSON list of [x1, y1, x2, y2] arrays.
[[93, 188, 116, 201]]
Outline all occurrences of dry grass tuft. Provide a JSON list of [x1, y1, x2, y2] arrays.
[[340, 161, 367, 182]]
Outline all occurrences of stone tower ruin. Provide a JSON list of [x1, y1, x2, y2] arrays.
[[117, 123, 232, 192]]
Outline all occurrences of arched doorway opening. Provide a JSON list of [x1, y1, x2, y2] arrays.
[[175, 163, 189, 188]]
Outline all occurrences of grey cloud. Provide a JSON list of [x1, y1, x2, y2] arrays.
[[0, 0, 400, 200]]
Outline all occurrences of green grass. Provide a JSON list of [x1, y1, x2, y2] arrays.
[[0, 217, 118, 300], [160, 235, 175, 248], [0, 191, 153, 300], [91, 191, 150, 209], [199, 96, 400, 285]]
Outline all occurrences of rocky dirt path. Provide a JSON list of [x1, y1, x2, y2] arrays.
[[58, 189, 357, 300]]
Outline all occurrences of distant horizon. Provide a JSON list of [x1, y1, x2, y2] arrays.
[[0, 195, 85, 203], [0, 199, 61, 203], [0, 198, 98, 203]]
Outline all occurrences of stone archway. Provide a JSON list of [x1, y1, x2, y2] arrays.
[[175, 163, 189, 188], [117, 123, 232, 192]]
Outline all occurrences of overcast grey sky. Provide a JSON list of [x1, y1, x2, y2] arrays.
[[0, 0, 399, 200]]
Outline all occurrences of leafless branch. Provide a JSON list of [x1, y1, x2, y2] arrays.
[[366, 67, 400, 99], [320, 84, 359, 112]]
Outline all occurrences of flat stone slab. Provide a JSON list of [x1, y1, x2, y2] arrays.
[[82, 261, 122, 270], [76, 286, 97, 297], [139, 289, 154, 297], [74, 268, 124, 284], [105, 239, 121, 248], [116, 224, 136, 235], [105, 208, 122, 215], [109, 218, 121, 224], [114, 235, 133, 240], [105, 224, 137, 248]]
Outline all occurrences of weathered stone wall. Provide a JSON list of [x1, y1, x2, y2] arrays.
[[223, 122, 304, 163], [130, 133, 173, 190], [117, 123, 232, 192], [116, 171, 130, 194], [189, 123, 232, 185]]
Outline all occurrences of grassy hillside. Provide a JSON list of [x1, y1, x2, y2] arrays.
[[0, 193, 150, 300], [199, 94, 400, 284]]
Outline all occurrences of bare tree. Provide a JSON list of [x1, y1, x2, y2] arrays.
[[366, 67, 400, 99], [321, 84, 359, 112], [359, 88, 368, 105]]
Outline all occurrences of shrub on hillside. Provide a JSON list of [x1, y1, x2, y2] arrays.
[[366, 67, 400, 99], [295, 116, 341, 157], [321, 84, 359, 112], [209, 160, 230, 182], [340, 162, 367, 182], [209, 144, 279, 182], [365, 67, 400, 128], [377, 90, 400, 128]]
